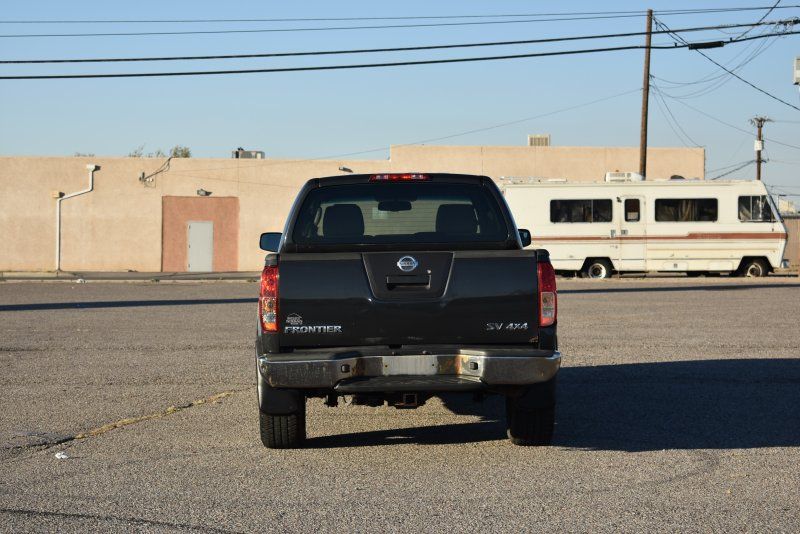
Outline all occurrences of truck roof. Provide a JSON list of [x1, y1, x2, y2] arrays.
[[311, 173, 491, 187]]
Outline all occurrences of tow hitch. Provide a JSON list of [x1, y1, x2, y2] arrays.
[[348, 393, 427, 409], [393, 393, 420, 409]]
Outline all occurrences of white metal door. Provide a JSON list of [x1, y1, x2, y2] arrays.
[[616, 196, 646, 271], [187, 221, 213, 272]]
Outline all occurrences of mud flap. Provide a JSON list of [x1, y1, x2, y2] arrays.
[[512, 375, 558, 410]]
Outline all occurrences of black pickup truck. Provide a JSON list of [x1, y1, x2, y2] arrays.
[[256, 173, 560, 448]]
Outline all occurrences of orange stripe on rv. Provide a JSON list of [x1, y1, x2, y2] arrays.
[[532, 232, 787, 242]]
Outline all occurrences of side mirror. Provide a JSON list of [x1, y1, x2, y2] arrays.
[[518, 228, 532, 248], [259, 232, 282, 252]]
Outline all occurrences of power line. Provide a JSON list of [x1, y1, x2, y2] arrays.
[[709, 161, 755, 180], [733, 0, 781, 39], [2, 19, 792, 64], [368, 88, 643, 147], [663, 95, 800, 150], [655, 17, 800, 112], [0, 44, 671, 80], [0, 15, 678, 38], [721, 136, 752, 165], [3, 30, 798, 81], [651, 90, 694, 147], [3, 6, 800, 25], [651, 82, 703, 146], [709, 160, 755, 179], [683, 47, 800, 112], [4, 10, 800, 38], [165, 88, 642, 176], [651, 33, 763, 87], [651, 25, 780, 99], [707, 158, 757, 173]]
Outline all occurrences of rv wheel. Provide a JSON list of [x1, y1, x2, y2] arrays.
[[739, 259, 769, 278], [582, 259, 613, 279]]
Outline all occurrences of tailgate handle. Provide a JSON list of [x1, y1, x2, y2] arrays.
[[386, 274, 431, 289]]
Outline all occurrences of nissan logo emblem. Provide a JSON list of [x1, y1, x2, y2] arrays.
[[397, 256, 418, 272]]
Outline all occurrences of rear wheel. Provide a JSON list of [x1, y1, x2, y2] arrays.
[[505, 378, 557, 446], [581, 259, 613, 279], [738, 258, 769, 278], [259, 405, 306, 449]]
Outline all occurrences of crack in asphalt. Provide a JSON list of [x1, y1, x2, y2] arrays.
[[72, 389, 246, 440], [2, 388, 250, 454], [0, 507, 245, 533]]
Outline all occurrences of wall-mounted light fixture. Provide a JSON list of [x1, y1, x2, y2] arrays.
[[196, 189, 212, 197]]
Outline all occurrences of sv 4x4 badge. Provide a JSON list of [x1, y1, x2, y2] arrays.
[[486, 322, 529, 331]]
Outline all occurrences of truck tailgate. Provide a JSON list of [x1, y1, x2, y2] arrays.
[[278, 250, 538, 348]]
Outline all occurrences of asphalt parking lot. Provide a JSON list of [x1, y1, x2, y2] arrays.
[[1, 278, 799, 532]]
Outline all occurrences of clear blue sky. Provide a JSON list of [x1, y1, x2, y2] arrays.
[[1, 1, 798, 198]]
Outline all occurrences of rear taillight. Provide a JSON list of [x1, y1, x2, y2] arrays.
[[537, 262, 557, 327], [259, 264, 279, 332], [369, 173, 429, 182]]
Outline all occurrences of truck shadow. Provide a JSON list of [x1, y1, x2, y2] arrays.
[[307, 394, 506, 448], [554, 358, 800, 451], [308, 358, 800, 451]]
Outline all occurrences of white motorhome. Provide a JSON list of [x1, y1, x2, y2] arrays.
[[501, 178, 788, 278]]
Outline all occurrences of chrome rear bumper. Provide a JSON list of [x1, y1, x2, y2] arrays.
[[258, 348, 561, 390]]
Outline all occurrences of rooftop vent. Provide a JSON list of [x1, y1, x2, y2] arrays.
[[232, 147, 265, 159], [527, 134, 551, 147], [605, 171, 644, 182]]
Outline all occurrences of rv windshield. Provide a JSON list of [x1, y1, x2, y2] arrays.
[[738, 195, 776, 222]]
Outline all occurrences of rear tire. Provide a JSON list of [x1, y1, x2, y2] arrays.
[[259, 406, 306, 449], [738, 258, 769, 278], [505, 378, 557, 446], [506, 404, 555, 446], [581, 259, 613, 279]]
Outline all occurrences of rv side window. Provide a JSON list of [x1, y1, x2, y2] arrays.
[[550, 199, 612, 223], [624, 199, 640, 222], [738, 195, 775, 222], [655, 198, 718, 222]]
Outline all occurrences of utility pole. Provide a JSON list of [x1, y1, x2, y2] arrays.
[[638, 9, 653, 179], [750, 116, 771, 180]]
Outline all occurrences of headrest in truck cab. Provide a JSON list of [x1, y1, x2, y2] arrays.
[[323, 204, 364, 238], [436, 204, 477, 235]]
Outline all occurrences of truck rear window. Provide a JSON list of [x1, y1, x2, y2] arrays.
[[290, 183, 511, 246]]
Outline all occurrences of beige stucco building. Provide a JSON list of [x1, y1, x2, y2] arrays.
[[0, 144, 705, 273]]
